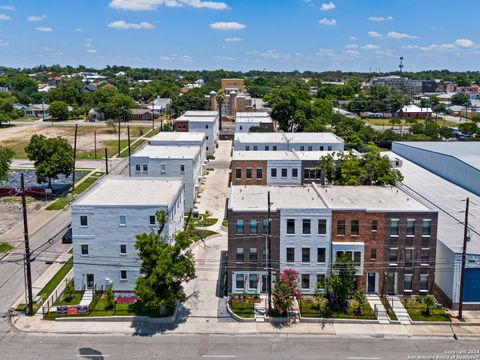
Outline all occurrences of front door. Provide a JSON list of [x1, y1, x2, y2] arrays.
[[86, 274, 94, 289], [386, 273, 396, 295], [261, 275, 267, 293], [367, 273, 377, 293]]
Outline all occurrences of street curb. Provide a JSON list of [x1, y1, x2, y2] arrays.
[[226, 302, 255, 323]]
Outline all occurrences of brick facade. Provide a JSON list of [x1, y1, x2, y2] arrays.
[[174, 120, 189, 132], [231, 160, 267, 186]]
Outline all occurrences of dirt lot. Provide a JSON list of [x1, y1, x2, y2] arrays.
[[0, 124, 151, 159], [0, 196, 47, 236]]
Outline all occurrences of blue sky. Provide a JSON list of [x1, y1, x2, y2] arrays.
[[0, 0, 479, 72]]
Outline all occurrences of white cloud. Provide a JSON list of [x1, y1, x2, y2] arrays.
[[349, 36, 358, 41], [109, 0, 229, 11], [368, 16, 393, 21], [36, 27, 53, 32], [259, 49, 292, 60], [209, 21, 246, 30], [159, 54, 192, 61], [84, 42, 93, 48], [368, 31, 382, 38], [75, 28, 84, 32], [344, 49, 360, 58], [304, 0, 314, 7], [27, 14, 47, 22], [320, 2, 335, 11], [212, 55, 237, 61], [108, 20, 154, 29], [87, 49, 97, 53], [0, 13, 11, 20], [318, 18, 336, 26], [0, 5, 14, 11], [387, 31, 419, 40], [224, 37, 242, 42], [454, 38, 475, 48], [0, 39, 9, 47], [345, 44, 358, 49], [361, 44, 381, 50]]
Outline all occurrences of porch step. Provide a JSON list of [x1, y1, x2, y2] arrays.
[[254, 296, 266, 322], [79, 289, 94, 306], [389, 296, 411, 324], [366, 294, 390, 324]]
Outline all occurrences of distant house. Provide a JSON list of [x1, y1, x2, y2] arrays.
[[88, 108, 106, 122], [396, 105, 432, 119], [129, 109, 153, 121], [47, 76, 62, 86], [83, 83, 98, 92], [146, 96, 172, 115], [25, 104, 50, 118], [0, 86, 11, 93]]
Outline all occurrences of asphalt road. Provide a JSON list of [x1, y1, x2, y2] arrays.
[[0, 320, 476, 360]]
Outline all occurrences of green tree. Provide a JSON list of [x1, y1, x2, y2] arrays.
[[63, 281, 75, 302], [353, 291, 366, 315], [458, 122, 479, 135], [423, 295, 436, 317], [438, 127, 454, 139], [0, 92, 20, 125], [451, 92, 470, 106], [271, 268, 300, 316], [314, 279, 326, 311], [0, 146, 15, 181], [134, 228, 196, 313], [49, 101, 70, 120], [106, 284, 115, 310], [24, 135, 74, 187], [326, 253, 356, 311]]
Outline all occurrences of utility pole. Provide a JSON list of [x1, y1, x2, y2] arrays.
[[21, 174, 33, 316], [94, 130, 97, 160], [151, 101, 155, 131], [458, 197, 469, 320], [72, 124, 78, 190], [127, 126, 131, 177], [118, 112, 122, 157], [267, 191, 272, 313], [104, 148, 109, 175]]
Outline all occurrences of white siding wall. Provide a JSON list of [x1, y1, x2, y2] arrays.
[[148, 137, 207, 166], [235, 121, 261, 133], [289, 143, 341, 152], [233, 141, 288, 151], [279, 208, 332, 294], [72, 192, 184, 291], [434, 239, 459, 305], [267, 160, 302, 185], [189, 120, 218, 156]]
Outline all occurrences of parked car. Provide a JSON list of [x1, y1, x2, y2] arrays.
[[61, 228, 72, 244]]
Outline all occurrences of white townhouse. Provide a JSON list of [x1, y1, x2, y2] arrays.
[[174, 111, 219, 156], [233, 132, 344, 152], [235, 112, 273, 133], [130, 145, 204, 211], [147, 132, 207, 166], [72, 177, 184, 291]]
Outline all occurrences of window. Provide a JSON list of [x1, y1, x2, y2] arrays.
[[120, 270, 127, 281], [80, 215, 88, 227], [301, 274, 310, 289], [236, 274, 244, 289], [390, 219, 399, 236], [235, 168, 242, 179], [236, 248, 244, 262], [120, 244, 127, 255], [371, 248, 377, 260], [161, 163, 166, 175], [292, 168, 298, 178], [253, 145, 258, 151], [81, 244, 89, 256], [246, 168, 252, 179], [302, 219, 311, 235], [256, 168, 263, 179], [351, 220, 360, 236], [205, 124, 209, 129], [249, 219, 258, 235], [407, 220, 415, 236], [273, 146, 277, 151], [143, 164, 148, 172], [149, 215, 156, 225], [404, 274, 413, 291], [236, 219, 244, 235], [420, 274, 429, 291], [420, 248, 430, 264], [135, 164, 141, 173], [314, 220, 326, 238], [263, 219, 269, 234], [337, 220, 345, 235], [327, 146, 332, 151], [245, 146, 250, 151], [286, 219, 295, 234], [265, 146, 269, 151], [317, 248, 326, 263], [119, 215, 126, 227], [422, 220, 431, 236], [250, 248, 257, 262], [353, 251, 361, 266], [302, 248, 310, 263], [249, 274, 257, 289], [308, 146, 313, 151], [371, 220, 378, 232], [405, 248, 413, 267], [319, 146, 324, 151], [300, 146, 305, 151], [389, 248, 398, 264], [286, 248, 295, 262], [271, 168, 277, 178], [239, 126, 243, 131], [281, 168, 287, 178], [180, 164, 185, 174]]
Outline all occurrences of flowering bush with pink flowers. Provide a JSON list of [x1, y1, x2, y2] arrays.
[[272, 269, 300, 316]]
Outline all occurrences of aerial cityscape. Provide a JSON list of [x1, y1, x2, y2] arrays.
[[0, 1, 479, 359]]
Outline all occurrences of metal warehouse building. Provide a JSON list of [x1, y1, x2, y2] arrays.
[[392, 142, 480, 196]]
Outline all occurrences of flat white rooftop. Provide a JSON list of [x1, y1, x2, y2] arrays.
[[182, 111, 219, 117], [148, 132, 206, 143], [232, 150, 336, 161], [235, 117, 273, 123], [283, 132, 344, 144], [229, 185, 326, 211], [132, 145, 200, 159], [294, 151, 337, 161], [74, 177, 182, 207], [234, 132, 344, 144], [316, 185, 431, 212], [235, 132, 286, 144], [236, 112, 271, 118], [176, 115, 217, 123]]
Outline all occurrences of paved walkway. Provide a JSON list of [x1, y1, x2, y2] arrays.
[[366, 294, 390, 324], [390, 296, 411, 325]]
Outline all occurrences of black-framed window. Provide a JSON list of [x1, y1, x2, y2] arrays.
[[287, 219, 295, 234], [371, 248, 377, 260], [246, 168, 252, 179], [302, 219, 311, 235], [235, 168, 242, 179], [353, 251, 361, 266], [302, 248, 310, 263], [420, 274, 429, 291], [389, 248, 398, 263], [301, 274, 310, 289], [281, 168, 287, 178], [236, 274, 244, 289], [407, 220, 415, 236], [80, 215, 88, 227], [236, 219, 244, 234], [405, 248, 413, 266], [404, 274, 413, 291], [292, 168, 298, 178], [149, 215, 156, 225], [337, 220, 345, 235], [271, 168, 277, 178], [420, 248, 429, 264], [81, 244, 89, 255], [236, 248, 244, 262], [256, 168, 263, 179], [286, 248, 295, 262], [371, 220, 378, 231], [318, 219, 327, 235], [422, 220, 431, 236], [390, 219, 399, 236], [249, 219, 258, 234], [250, 248, 258, 262], [351, 220, 359, 236], [120, 244, 127, 254], [317, 248, 326, 263], [120, 270, 127, 280]]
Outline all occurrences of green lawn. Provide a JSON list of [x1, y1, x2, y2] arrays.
[[380, 296, 398, 321], [230, 300, 255, 318], [118, 139, 147, 158], [401, 297, 450, 322], [193, 229, 218, 241], [301, 296, 376, 320], [0, 243, 13, 253], [365, 118, 458, 127], [46, 173, 103, 210], [54, 290, 83, 306]]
